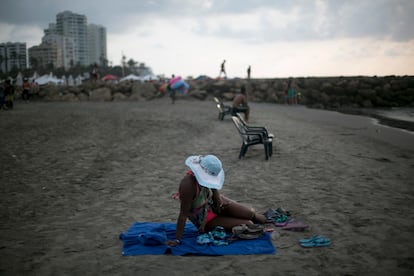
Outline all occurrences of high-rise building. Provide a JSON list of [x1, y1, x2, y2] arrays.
[[28, 43, 63, 69], [0, 42, 27, 73], [88, 24, 107, 66], [42, 23, 75, 69], [56, 11, 88, 66], [26, 10, 107, 70]]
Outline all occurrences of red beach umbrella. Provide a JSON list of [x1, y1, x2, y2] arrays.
[[102, 74, 119, 81]]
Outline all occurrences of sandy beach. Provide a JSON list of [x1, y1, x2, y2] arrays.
[[1, 98, 413, 275]]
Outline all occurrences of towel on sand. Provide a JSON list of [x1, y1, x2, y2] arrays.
[[119, 222, 276, 256]]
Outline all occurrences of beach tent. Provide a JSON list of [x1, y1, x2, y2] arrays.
[[120, 74, 143, 82], [31, 71, 40, 81], [35, 73, 64, 85], [75, 75, 83, 85], [67, 75, 74, 86], [16, 72, 23, 86], [142, 74, 159, 82]]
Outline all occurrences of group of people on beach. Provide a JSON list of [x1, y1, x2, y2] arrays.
[[0, 77, 36, 110]]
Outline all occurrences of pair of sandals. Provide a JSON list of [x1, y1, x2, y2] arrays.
[[299, 235, 331, 247], [232, 224, 266, 240]]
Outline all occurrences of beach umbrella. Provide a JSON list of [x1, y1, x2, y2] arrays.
[[177, 81, 190, 94], [165, 76, 190, 94], [167, 76, 190, 94], [102, 74, 119, 81], [168, 76, 182, 86]]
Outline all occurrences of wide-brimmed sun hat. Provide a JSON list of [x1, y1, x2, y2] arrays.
[[185, 155, 225, 190]]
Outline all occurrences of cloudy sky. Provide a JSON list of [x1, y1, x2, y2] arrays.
[[1, 0, 413, 78]]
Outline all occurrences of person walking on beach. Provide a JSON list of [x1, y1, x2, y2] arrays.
[[287, 79, 298, 105], [247, 65, 251, 80], [219, 60, 227, 78], [166, 154, 269, 247], [232, 86, 250, 122], [2, 79, 15, 110], [168, 74, 176, 104], [22, 78, 31, 102]]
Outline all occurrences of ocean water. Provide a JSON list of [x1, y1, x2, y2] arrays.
[[376, 108, 414, 123]]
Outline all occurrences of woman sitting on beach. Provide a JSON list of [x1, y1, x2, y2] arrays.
[[166, 154, 268, 246]]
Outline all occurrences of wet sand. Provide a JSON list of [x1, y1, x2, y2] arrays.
[[1, 98, 413, 275]]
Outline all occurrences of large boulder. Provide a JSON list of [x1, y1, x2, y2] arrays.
[[131, 83, 157, 100], [89, 87, 112, 101]]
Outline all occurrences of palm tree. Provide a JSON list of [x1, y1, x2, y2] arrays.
[[127, 58, 138, 74], [121, 54, 126, 77], [29, 56, 39, 70], [99, 55, 108, 68]]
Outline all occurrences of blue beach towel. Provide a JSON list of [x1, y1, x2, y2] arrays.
[[119, 222, 276, 256]]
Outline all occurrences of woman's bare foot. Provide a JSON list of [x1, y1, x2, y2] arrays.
[[253, 213, 271, 224]]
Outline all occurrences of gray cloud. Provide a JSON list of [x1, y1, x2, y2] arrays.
[[1, 0, 413, 41], [192, 0, 414, 42]]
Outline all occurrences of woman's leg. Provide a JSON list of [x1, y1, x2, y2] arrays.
[[205, 216, 252, 232], [219, 196, 268, 224]]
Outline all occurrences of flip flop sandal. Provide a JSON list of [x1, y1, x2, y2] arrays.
[[300, 237, 331, 248], [281, 220, 309, 232], [275, 214, 289, 223], [275, 220, 290, 227], [299, 235, 324, 243], [276, 207, 291, 217]]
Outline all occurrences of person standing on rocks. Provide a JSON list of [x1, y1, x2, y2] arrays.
[[219, 60, 227, 78]]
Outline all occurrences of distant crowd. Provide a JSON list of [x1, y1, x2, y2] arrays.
[[0, 77, 38, 110]]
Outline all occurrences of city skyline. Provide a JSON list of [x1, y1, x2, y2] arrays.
[[1, 0, 413, 78], [1, 10, 107, 74]]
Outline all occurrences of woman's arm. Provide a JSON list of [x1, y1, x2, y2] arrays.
[[166, 175, 195, 246], [212, 189, 223, 213]]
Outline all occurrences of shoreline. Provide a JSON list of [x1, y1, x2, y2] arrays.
[[326, 107, 414, 132]]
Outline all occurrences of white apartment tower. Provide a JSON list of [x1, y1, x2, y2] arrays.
[[41, 23, 75, 69], [0, 42, 27, 73], [56, 11, 88, 66], [88, 24, 107, 66]]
